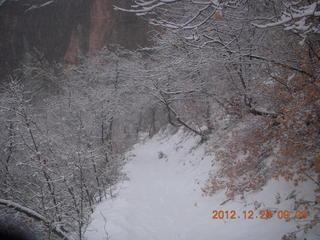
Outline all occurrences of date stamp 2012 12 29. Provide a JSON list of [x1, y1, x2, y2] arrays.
[[211, 210, 309, 220]]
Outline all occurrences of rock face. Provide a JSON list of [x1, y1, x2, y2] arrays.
[[88, 0, 114, 56], [0, 0, 151, 76]]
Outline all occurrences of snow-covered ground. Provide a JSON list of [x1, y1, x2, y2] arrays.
[[85, 128, 319, 240]]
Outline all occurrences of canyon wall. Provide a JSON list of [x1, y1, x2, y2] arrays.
[[0, 0, 151, 76]]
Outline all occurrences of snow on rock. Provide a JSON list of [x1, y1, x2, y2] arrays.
[[85, 128, 319, 240]]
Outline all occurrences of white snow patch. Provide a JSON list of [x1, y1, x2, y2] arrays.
[[85, 128, 319, 240]]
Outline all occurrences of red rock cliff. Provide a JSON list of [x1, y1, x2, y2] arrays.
[[0, 0, 151, 75]]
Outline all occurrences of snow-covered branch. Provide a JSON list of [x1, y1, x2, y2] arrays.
[[0, 199, 72, 240], [252, 1, 320, 41]]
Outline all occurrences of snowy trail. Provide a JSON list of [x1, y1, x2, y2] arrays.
[[85, 129, 318, 240]]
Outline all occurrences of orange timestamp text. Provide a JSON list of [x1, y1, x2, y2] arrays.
[[211, 209, 309, 220]]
